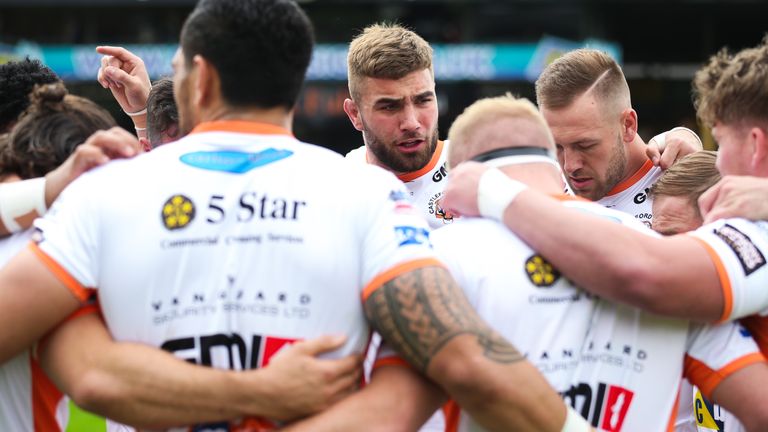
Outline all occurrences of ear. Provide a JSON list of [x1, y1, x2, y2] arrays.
[[192, 55, 219, 109], [620, 108, 638, 143], [343, 98, 364, 132], [138, 137, 152, 152], [750, 126, 768, 174]]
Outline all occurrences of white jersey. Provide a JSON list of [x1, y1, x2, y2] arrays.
[[346, 140, 457, 230], [32, 121, 439, 431], [597, 159, 662, 229], [431, 197, 762, 432]]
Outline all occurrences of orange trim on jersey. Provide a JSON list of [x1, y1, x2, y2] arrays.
[[396, 140, 444, 182], [549, 194, 589, 202], [689, 237, 733, 322], [605, 159, 654, 196], [190, 120, 293, 137], [372, 356, 411, 370], [31, 357, 63, 432], [741, 315, 768, 355], [443, 400, 460, 432], [665, 384, 681, 432], [361, 258, 445, 301], [28, 243, 94, 303], [684, 352, 766, 399]]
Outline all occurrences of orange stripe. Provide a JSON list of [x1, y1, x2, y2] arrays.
[[190, 120, 293, 137], [689, 237, 733, 322], [605, 159, 654, 196], [396, 140, 444, 182], [31, 356, 64, 432], [741, 315, 768, 355], [372, 356, 411, 370], [361, 258, 445, 301], [665, 384, 681, 432], [684, 352, 766, 399], [443, 400, 460, 432], [28, 243, 93, 302]]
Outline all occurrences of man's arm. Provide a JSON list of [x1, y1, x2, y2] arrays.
[[40, 312, 362, 429], [646, 126, 703, 169], [709, 362, 768, 431], [282, 365, 445, 432], [699, 176, 768, 223], [365, 265, 569, 432], [441, 163, 724, 322]]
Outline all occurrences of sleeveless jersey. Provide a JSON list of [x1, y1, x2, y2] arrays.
[[431, 198, 762, 432], [32, 121, 439, 431]]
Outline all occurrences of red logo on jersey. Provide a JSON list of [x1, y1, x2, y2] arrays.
[[261, 336, 298, 367], [600, 385, 633, 431]]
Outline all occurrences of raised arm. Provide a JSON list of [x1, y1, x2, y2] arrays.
[[40, 312, 361, 429], [646, 126, 703, 169], [699, 176, 768, 223], [441, 162, 724, 322], [364, 265, 574, 431]]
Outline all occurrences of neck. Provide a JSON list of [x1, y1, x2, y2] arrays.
[[499, 164, 564, 195], [200, 105, 294, 132], [622, 134, 650, 180]]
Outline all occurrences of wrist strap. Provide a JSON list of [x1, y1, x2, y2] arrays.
[[477, 168, 527, 221], [561, 405, 592, 432], [650, 126, 702, 149], [124, 107, 147, 117], [0, 177, 47, 233]]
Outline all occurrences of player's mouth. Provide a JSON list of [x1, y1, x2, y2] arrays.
[[397, 139, 425, 153], [569, 176, 593, 189]]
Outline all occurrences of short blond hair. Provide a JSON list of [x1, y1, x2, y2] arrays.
[[535, 49, 630, 116], [447, 94, 555, 167], [649, 150, 720, 215], [693, 36, 768, 129], [347, 23, 433, 101]]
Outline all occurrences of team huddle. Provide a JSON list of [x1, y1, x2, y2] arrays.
[[1, 0, 768, 431]]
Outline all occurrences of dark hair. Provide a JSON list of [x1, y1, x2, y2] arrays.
[[180, 0, 314, 109], [0, 58, 60, 133], [147, 77, 179, 147], [4, 82, 116, 179]]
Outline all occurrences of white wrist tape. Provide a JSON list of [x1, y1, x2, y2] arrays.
[[477, 168, 527, 221], [124, 107, 147, 117], [0, 177, 47, 233], [651, 126, 702, 149], [561, 405, 592, 432]]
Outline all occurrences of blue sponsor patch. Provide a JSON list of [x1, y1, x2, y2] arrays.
[[389, 189, 409, 202], [395, 225, 431, 247], [180, 149, 293, 173]]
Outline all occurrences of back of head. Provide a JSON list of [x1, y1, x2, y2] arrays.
[[447, 93, 556, 168], [180, 0, 314, 109], [0, 58, 60, 133], [5, 82, 116, 179], [146, 77, 179, 147], [649, 150, 720, 208], [693, 36, 768, 129], [347, 23, 434, 101], [535, 48, 630, 115]]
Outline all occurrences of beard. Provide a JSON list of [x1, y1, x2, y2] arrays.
[[362, 121, 439, 174], [599, 133, 628, 199]]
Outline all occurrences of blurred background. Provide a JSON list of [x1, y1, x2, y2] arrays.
[[1, 0, 766, 153]]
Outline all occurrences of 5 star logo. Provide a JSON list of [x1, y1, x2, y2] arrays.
[[162, 194, 196, 230]]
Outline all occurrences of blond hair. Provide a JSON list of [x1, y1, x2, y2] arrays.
[[535, 49, 630, 116], [347, 23, 433, 101], [649, 150, 720, 214], [447, 94, 555, 167], [693, 35, 768, 129]]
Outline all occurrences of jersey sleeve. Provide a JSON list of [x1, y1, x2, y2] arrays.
[[684, 320, 765, 399], [687, 218, 768, 321], [32, 173, 102, 298], [356, 166, 443, 301]]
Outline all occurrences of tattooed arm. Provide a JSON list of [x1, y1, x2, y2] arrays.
[[365, 266, 567, 432]]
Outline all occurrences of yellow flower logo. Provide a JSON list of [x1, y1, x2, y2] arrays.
[[525, 254, 560, 287], [162, 195, 195, 230]]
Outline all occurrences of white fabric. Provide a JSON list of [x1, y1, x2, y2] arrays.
[[477, 168, 526, 221], [0, 178, 46, 233], [596, 160, 662, 229], [34, 126, 438, 431]]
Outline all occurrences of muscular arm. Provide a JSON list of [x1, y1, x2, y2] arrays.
[[710, 362, 768, 431], [365, 266, 567, 432], [40, 313, 361, 429], [282, 365, 445, 432], [442, 163, 724, 322]]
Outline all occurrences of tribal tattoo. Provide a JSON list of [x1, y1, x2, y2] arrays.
[[364, 266, 523, 372]]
